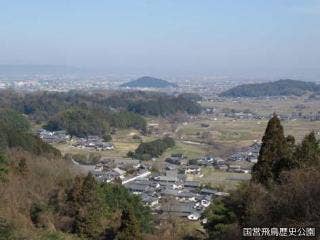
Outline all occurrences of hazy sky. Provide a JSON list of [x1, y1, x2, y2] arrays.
[[0, 0, 320, 79]]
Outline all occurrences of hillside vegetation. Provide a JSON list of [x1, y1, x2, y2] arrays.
[[220, 79, 320, 97], [0, 109, 60, 156], [0, 90, 201, 137], [44, 108, 146, 138], [0, 110, 154, 239]]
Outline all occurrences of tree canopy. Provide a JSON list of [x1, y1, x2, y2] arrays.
[[0, 90, 201, 120], [0, 109, 60, 156], [129, 137, 175, 160]]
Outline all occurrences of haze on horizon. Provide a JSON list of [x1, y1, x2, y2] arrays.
[[0, 0, 320, 80]]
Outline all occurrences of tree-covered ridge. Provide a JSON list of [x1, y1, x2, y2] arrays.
[[219, 79, 320, 97], [0, 109, 153, 239], [0, 109, 60, 156], [120, 76, 178, 88], [44, 108, 146, 138], [44, 107, 110, 137], [127, 95, 201, 116], [202, 116, 320, 239], [0, 90, 201, 136], [128, 137, 175, 160], [40, 90, 198, 116]]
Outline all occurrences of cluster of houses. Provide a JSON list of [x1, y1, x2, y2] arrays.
[[72, 135, 114, 151], [90, 158, 150, 183], [279, 112, 320, 122], [227, 142, 261, 163], [124, 168, 228, 221], [203, 107, 264, 120], [125, 173, 226, 221], [84, 141, 262, 222], [164, 151, 258, 174], [38, 129, 70, 143], [89, 155, 230, 221], [38, 129, 114, 151]]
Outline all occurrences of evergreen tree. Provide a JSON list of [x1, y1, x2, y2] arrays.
[[252, 115, 290, 186], [285, 135, 296, 158], [202, 199, 238, 240], [73, 173, 105, 239], [0, 153, 8, 182], [116, 208, 142, 240], [294, 131, 320, 168]]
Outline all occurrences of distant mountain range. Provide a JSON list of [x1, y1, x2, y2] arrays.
[[219, 79, 320, 97], [120, 76, 178, 88]]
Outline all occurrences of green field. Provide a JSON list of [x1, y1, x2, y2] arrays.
[[176, 117, 320, 157], [189, 167, 251, 191]]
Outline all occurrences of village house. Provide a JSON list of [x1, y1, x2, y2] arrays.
[[113, 167, 126, 179], [141, 194, 159, 207], [184, 165, 201, 174], [165, 153, 186, 165], [72, 135, 114, 151], [198, 156, 214, 166], [200, 188, 218, 196], [160, 202, 201, 219], [38, 129, 70, 143], [90, 170, 120, 183]]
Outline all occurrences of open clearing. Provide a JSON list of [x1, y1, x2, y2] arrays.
[[176, 117, 320, 157], [188, 167, 251, 191]]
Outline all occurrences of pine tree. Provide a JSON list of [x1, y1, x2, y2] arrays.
[[252, 115, 290, 186], [0, 153, 8, 182], [294, 131, 320, 168], [79, 173, 97, 203], [73, 173, 105, 239], [116, 208, 142, 240]]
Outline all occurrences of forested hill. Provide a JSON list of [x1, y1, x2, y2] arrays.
[[0, 109, 60, 156], [0, 109, 153, 239], [219, 79, 320, 97], [0, 90, 201, 138], [120, 76, 178, 88], [0, 90, 201, 119]]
